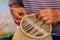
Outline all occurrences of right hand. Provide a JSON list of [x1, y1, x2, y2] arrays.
[[11, 7, 27, 25], [36, 8, 60, 24]]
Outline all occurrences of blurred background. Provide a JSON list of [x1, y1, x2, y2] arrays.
[[0, 0, 18, 40]]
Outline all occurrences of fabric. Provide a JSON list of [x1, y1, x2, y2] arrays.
[[0, 36, 13, 40], [9, 0, 60, 36], [9, 0, 19, 5], [52, 35, 60, 40]]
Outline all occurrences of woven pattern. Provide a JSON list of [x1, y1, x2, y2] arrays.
[[20, 14, 52, 38], [12, 14, 52, 40]]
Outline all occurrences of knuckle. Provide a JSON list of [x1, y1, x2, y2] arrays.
[[16, 16, 22, 19], [43, 17, 47, 20], [15, 20, 20, 24], [13, 17, 20, 24]]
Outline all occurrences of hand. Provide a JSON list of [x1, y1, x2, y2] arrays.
[[36, 8, 60, 24], [11, 7, 27, 25]]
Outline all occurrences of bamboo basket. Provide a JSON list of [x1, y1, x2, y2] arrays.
[[12, 14, 52, 40]]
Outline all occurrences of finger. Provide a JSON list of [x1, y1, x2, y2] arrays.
[[12, 10, 23, 19], [11, 8, 23, 19], [36, 11, 42, 19], [42, 16, 53, 21], [35, 12, 38, 19], [11, 8, 22, 12], [13, 17, 21, 25], [35, 12, 38, 17], [41, 16, 49, 21], [38, 14, 42, 19], [21, 8, 27, 15], [40, 8, 48, 15], [45, 20, 53, 24], [36, 11, 48, 19], [40, 13, 49, 17], [40, 8, 54, 17]]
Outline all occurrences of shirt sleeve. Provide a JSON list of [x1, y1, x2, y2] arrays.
[[9, 0, 19, 5]]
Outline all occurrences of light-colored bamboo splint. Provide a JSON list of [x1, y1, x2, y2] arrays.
[[12, 14, 52, 40]]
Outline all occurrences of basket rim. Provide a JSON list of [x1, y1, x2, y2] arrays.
[[20, 14, 52, 39]]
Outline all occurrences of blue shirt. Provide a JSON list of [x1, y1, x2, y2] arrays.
[[9, 0, 60, 36]]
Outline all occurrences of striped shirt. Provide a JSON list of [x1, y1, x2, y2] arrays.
[[9, 0, 60, 36]]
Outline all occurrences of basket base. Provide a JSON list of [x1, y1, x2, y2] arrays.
[[12, 28, 52, 40]]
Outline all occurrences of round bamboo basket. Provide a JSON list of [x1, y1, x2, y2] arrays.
[[14, 14, 52, 40]]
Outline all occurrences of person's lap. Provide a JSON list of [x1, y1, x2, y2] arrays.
[[0, 36, 13, 40], [52, 35, 60, 40]]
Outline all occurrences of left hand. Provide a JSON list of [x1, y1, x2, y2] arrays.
[[36, 8, 60, 24], [10, 7, 27, 25]]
